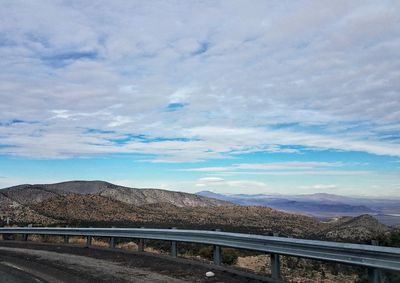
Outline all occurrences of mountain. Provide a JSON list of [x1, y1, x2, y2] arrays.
[[30, 193, 324, 237], [0, 181, 391, 242], [0, 182, 322, 237], [0, 181, 230, 226], [196, 191, 400, 226], [1, 181, 229, 207]]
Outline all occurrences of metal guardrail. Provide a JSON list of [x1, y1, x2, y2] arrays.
[[1, 227, 399, 282]]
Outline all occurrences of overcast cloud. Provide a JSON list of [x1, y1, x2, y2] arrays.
[[0, 1, 399, 163]]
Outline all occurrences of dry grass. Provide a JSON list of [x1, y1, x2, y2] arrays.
[[116, 241, 138, 251], [114, 241, 163, 255], [144, 246, 163, 254], [236, 255, 269, 273], [68, 236, 109, 247], [90, 237, 110, 248], [29, 234, 64, 243], [68, 236, 86, 245]]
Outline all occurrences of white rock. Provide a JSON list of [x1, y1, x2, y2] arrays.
[[205, 271, 215, 277]]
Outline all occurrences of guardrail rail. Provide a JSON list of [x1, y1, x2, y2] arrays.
[[0, 227, 399, 283]]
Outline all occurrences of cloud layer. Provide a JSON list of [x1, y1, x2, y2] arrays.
[[1, 1, 400, 161]]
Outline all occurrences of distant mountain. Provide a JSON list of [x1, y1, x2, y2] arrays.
[[196, 191, 400, 226], [290, 193, 352, 203], [197, 190, 375, 213], [196, 191, 231, 200]]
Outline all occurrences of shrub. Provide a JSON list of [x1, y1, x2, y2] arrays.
[[198, 246, 239, 265], [222, 248, 239, 265], [199, 246, 213, 260]]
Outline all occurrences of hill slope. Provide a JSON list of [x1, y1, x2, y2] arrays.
[[30, 193, 323, 237], [322, 214, 389, 241], [0, 181, 390, 241], [2, 181, 229, 207]]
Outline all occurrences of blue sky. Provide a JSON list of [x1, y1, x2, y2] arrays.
[[0, 1, 399, 196]]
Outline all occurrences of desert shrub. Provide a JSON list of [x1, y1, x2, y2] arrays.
[[198, 246, 239, 265], [375, 229, 400, 248], [321, 269, 326, 279], [2, 234, 15, 240], [330, 264, 339, 276], [222, 248, 239, 265], [311, 260, 321, 271], [285, 256, 301, 269], [199, 246, 213, 260]]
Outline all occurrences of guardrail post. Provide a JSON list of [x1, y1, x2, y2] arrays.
[[138, 239, 144, 252], [170, 227, 177, 258], [368, 268, 381, 283], [213, 228, 222, 266], [138, 227, 145, 252], [86, 235, 92, 247], [23, 224, 32, 241], [86, 227, 92, 247], [64, 225, 69, 244], [270, 233, 281, 280], [270, 253, 281, 280], [368, 240, 382, 283], [109, 226, 115, 248]]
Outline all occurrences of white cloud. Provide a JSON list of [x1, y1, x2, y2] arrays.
[[298, 184, 338, 190], [0, 1, 399, 161], [195, 177, 225, 187], [197, 177, 225, 183], [236, 162, 341, 170], [182, 167, 232, 172], [181, 161, 341, 172]]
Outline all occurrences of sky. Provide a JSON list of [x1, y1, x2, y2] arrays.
[[0, 1, 399, 196]]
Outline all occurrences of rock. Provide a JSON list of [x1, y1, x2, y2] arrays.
[[205, 271, 215, 277]]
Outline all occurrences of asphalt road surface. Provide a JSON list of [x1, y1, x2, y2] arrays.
[[0, 261, 45, 283], [0, 241, 273, 283]]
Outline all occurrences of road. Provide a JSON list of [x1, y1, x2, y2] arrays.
[[0, 261, 45, 283], [0, 241, 272, 283]]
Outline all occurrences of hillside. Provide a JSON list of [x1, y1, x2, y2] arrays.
[[30, 194, 322, 237], [1, 181, 229, 207], [0, 193, 57, 225], [322, 214, 389, 241], [0, 181, 391, 242]]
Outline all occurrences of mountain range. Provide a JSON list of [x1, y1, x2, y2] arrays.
[[196, 191, 400, 226], [0, 181, 392, 242]]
